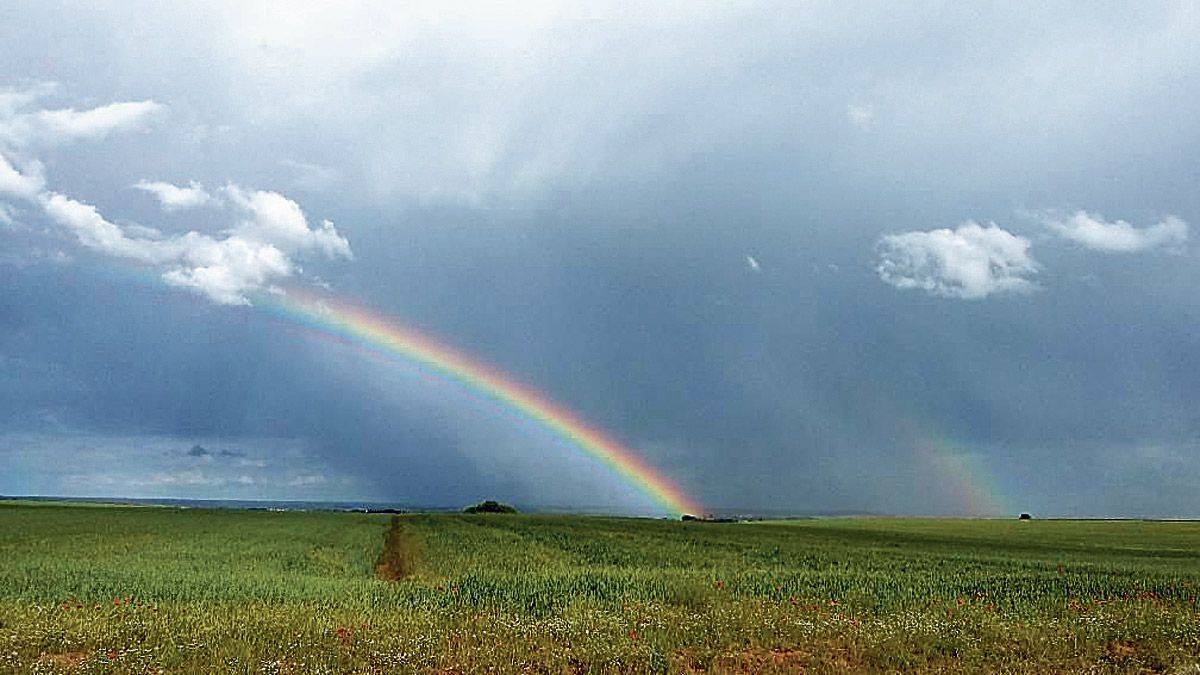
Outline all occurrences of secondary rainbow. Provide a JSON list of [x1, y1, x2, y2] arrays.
[[913, 431, 1008, 516], [258, 289, 701, 517], [859, 392, 1012, 516]]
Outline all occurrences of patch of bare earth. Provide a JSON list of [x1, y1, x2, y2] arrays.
[[673, 647, 848, 674], [374, 515, 419, 581]]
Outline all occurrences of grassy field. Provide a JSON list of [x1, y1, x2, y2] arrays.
[[1, 503, 1198, 673]]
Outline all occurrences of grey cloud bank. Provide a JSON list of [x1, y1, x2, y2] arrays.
[[2, 2, 1199, 516]]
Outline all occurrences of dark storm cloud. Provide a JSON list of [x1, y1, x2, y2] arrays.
[[2, 2, 1199, 515]]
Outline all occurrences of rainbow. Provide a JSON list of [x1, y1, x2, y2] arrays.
[[912, 430, 1009, 517], [256, 289, 701, 517], [856, 390, 1011, 516]]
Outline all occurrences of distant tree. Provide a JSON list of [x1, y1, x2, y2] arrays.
[[1018, 513, 1032, 520], [680, 514, 700, 521], [463, 500, 518, 514]]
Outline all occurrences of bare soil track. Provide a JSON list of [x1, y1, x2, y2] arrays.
[[374, 515, 418, 581]]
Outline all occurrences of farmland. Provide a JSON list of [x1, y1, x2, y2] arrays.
[[1, 503, 1198, 673]]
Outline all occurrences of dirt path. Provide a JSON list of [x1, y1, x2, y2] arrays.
[[374, 515, 419, 581]]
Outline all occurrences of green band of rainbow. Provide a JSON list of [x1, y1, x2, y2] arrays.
[[260, 290, 701, 517]]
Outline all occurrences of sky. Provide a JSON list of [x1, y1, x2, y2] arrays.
[[2, 1, 1199, 517]]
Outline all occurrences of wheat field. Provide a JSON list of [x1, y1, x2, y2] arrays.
[[1, 503, 1198, 673]]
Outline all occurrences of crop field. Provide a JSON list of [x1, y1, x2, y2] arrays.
[[1, 503, 1199, 673]]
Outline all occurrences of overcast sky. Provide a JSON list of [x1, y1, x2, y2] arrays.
[[2, 1, 1199, 516]]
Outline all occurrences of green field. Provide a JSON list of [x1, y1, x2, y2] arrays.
[[1, 503, 1198, 673]]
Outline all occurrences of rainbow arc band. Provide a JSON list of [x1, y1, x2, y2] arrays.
[[914, 432, 1008, 516], [261, 290, 701, 518]]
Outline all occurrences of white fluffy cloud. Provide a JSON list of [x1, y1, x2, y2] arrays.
[[1043, 211, 1187, 253], [37, 186, 347, 305], [877, 221, 1039, 299], [41, 192, 176, 264], [0, 87, 162, 148], [225, 184, 351, 259], [2, 92, 351, 306], [159, 232, 295, 306], [133, 180, 213, 211], [32, 101, 163, 143], [0, 153, 44, 198]]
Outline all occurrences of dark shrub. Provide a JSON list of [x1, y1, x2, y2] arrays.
[[463, 500, 518, 514]]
